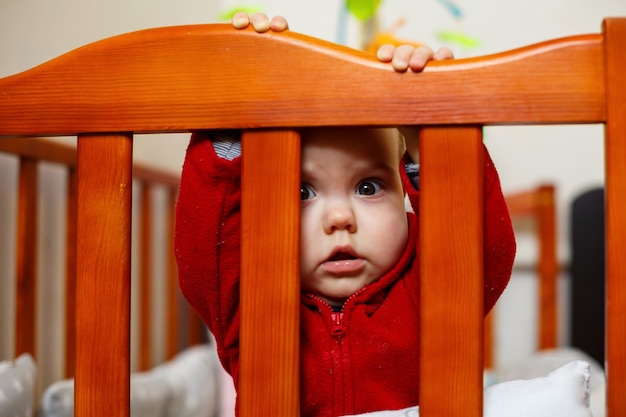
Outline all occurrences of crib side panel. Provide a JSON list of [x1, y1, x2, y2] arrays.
[[603, 17, 626, 417]]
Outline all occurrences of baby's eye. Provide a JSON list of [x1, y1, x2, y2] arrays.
[[301, 184, 316, 200], [356, 180, 382, 196]]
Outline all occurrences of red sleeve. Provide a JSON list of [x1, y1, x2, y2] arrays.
[[175, 132, 241, 378], [401, 144, 516, 314]]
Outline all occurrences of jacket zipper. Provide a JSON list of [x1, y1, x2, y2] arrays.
[[305, 286, 367, 338], [305, 290, 366, 416], [331, 311, 345, 339]]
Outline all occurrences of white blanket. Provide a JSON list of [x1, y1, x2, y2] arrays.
[[343, 360, 594, 417]]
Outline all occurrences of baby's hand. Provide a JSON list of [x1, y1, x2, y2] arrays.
[[231, 11, 289, 33], [377, 44, 454, 72]]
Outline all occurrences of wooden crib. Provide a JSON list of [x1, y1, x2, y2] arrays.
[[0, 137, 204, 389], [0, 17, 624, 417]]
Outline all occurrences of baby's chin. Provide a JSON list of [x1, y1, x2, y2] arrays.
[[306, 280, 374, 307]]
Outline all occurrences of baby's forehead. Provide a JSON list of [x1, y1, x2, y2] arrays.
[[300, 127, 404, 176], [301, 127, 402, 152]]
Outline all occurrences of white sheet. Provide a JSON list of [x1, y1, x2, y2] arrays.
[[342, 360, 594, 417]]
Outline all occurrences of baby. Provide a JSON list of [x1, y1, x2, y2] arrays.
[[175, 13, 516, 417]]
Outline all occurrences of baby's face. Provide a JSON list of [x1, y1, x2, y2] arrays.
[[299, 127, 409, 307]]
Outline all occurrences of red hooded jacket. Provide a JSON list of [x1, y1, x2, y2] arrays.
[[175, 132, 515, 417]]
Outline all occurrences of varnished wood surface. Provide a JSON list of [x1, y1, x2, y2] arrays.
[[240, 130, 301, 417], [419, 127, 484, 417], [0, 25, 605, 136], [75, 135, 132, 417], [603, 17, 626, 417], [15, 158, 38, 359]]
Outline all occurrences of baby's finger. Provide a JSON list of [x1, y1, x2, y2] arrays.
[[407, 46, 435, 72], [391, 44, 417, 72], [249, 12, 271, 32], [434, 46, 455, 61], [269, 15, 289, 32], [376, 44, 396, 63], [231, 11, 251, 29]]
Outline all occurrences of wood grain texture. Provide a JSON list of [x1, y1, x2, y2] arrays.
[[15, 157, 38, 359], [603, 17, 626, 417], [75, 135, 132, 417], [0, 26, 605, 137], [240, 130, 301, 417], [419, 127, 484, 417]]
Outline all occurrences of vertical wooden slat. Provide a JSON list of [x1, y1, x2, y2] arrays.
[[240, 130, 300, 417], [75, 134, 132, 417], [603, 17, 626, 417], [536, 184, 558, 349], [166, 187, 180, 359], [419, 126, 484, 417], [15, 157, 38, 359], [139, 182, 153, 371], [65, 167, 78, 378]]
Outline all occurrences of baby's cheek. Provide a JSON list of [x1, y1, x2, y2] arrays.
[[380, 215, 409, 265]]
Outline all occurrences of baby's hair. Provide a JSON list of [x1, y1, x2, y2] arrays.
[[395, 128, 408, 160]]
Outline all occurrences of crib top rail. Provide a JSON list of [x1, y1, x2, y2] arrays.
[[0, 23, 607, 137]]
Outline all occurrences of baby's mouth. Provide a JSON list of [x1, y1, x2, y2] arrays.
[[322, 248, 365, 275], [328, 251, 356, 262]]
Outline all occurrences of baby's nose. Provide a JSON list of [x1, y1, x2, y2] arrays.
[[324, 204, 356, 233]]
